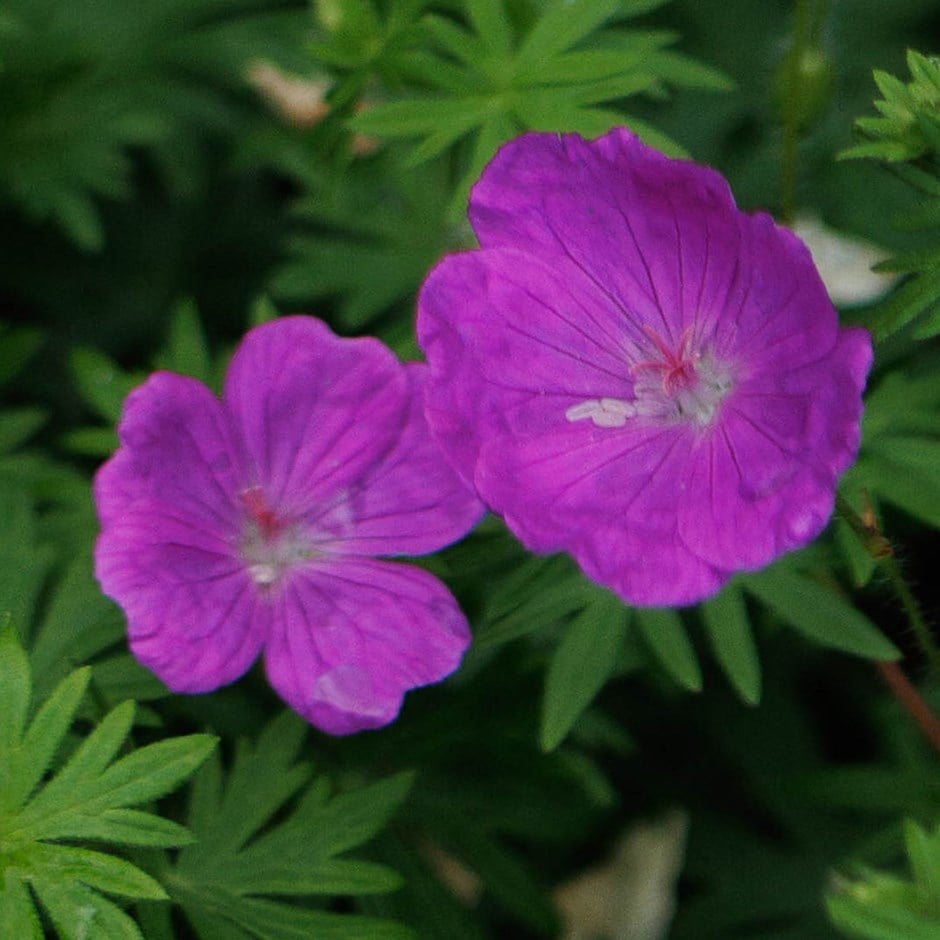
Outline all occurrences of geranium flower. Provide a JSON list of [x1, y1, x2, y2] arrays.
[[417, 129, 872, 607], [94, 317, 482, 734]]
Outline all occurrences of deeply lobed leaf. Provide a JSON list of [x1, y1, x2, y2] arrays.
[[167, 713, 412, 939], [0, 627, 214, 940]]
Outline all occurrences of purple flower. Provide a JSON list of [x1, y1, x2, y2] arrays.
[[417, 129, 872, 607], [94, 317, 483, 734]]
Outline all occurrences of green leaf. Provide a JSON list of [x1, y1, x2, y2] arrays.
[[621, 0, 673, 13], [8, 667, 90, 816], [204, 895, 414, 940], [59, 427, 118, 458], [70, 348, 144, 424], [701, 582, 761, 704], [635, 608, 702, 691], [862, 368, 940, 439], [0, 872, 42, 940], [465, 0, 513, 58], [541, 591, 629, 751], [439, 825, 558, 935], [0, 620, 33, 802], [743, 565, 899, 660], [0, 0, 306, 249], [0, 627, 214, 940], [248, 295, 280, 328], [10, 700, 216, 846], [869, 265, 940, 343], [618, 113, 690, 157], [855, 453, 940, 530], [862, 436, 940, 528], [447, 111, 521, 216], [167, 712, 412, 939], [0, 491, 56, 641], [20, 843, 166, 900], [477, 556, 594, 649], [645, 48, 733, 90], [515, 33, 672, 86], [906, 819, 940, 903], [351, 97, 491, 138], [842, 51, 940, 167], [0, 408, 46, 453], [415, 13, 480, 66], [28, 550, 127, 703], [90, 654, 169, 707], [156, 299, 211, 383], [343, 0, 723, 189], [827, 819, 940, 939], [827, 893, 940, 940], [0, 324, 42, 388], [513, 0, 622, 77], [834, 478, 879, 588], [29, 876, 143, 940], [274, 154, 451, 328]]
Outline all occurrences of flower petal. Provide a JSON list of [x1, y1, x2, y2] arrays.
[[720, 211, 838, 375], [314, 364, 484, 556], [223, 316, 408, 513], [470, 130, 839, 372], [93, 371, 268, 690], [264, 558, 470, 735], [475, 420, 727, 605], [95, 509, 268, 692], [678, 327, 871, 569], [469, 129, 746, 343], [418, 248, 636, 482], [574, 520, 727, 608], [94, 372, 242, 533]]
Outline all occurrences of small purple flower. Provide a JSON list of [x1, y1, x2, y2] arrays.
[[94, 317, 482, 734], [418, 129, 872, 607]]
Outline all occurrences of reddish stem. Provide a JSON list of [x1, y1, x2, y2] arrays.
[[876, 661, 940, 758]]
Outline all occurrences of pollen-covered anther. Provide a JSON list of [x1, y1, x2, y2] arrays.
[[565, 397, 636, 427]]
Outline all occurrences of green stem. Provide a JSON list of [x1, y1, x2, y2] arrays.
[[882, 553, 940, 677], [781, 122, 799, 227], [836, 492, 940, 676], [780, 0, 811, 224]]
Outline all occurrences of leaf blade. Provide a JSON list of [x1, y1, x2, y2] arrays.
[[701, 583, 761, 704], [743, 566, 899, 660], [635, 608, 702, 691], [541, 592, 629, 751]]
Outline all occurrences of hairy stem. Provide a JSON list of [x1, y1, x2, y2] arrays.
[[877, 662, 940, 757], [836, 492, 940, 677]]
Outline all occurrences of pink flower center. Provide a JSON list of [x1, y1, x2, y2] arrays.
[[240, 486, 285, 540], [630, 326, 733, 426], [238, 486, 315, 587], [632, 325, 699, 395], [564, 325, 734, 430]]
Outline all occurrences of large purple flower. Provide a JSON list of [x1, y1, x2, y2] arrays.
[[418, 129, 872, 607], [94, 316, 483, 734]]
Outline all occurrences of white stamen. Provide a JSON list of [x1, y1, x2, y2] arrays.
[[565, 398, 637, 428], [249, 563, 278, 585]]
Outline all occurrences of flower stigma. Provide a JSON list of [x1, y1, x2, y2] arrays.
[[238, 486, 317, 588]]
